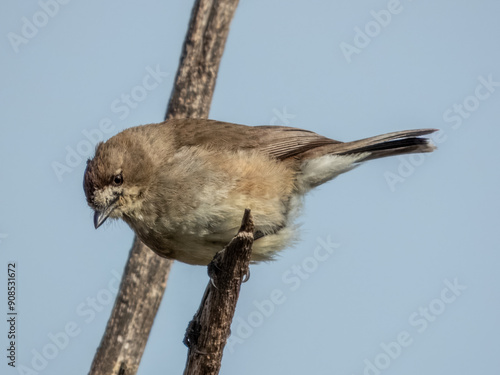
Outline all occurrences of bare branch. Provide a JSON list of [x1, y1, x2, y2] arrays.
[[89, 0, 240, 374], [89, 239, 171, 375], [184, 210, 254, 375], [167, 0, 240, 120]]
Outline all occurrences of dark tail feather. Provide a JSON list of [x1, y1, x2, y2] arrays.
[[334, 129, 437, 161]]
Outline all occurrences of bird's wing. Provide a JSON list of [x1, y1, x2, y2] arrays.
[[169, 119, 339, 161], [168, 119, 436, 161]]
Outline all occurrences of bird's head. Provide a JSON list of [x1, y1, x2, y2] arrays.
[[83, 134, 154, 229]]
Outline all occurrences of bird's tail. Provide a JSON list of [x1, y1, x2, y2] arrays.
[[295, 128, 437, 191], [333, 129, 437, 161]]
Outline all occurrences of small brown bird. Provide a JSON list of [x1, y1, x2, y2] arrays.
[[84, 119, 436, 265]]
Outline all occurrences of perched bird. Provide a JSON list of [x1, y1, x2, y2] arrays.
[[84, 119, 436, 265]]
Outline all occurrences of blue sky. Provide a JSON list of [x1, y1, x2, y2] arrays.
[[1, 1, 500, 374]]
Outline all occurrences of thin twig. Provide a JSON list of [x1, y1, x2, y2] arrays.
[[184, 209, 254, 375]]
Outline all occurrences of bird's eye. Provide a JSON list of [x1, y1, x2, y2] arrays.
[[113, 174, 123, 186]]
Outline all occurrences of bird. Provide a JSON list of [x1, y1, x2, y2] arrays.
[[83, 119, 436, 265]]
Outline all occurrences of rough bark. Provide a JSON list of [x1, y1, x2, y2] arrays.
[[89, 0, 240, 374], [88, 238, 171, 375], [166, 0, 240, 120], [184, 210, 254, 375]]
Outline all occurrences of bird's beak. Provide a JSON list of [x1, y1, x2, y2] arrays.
[[93, 198, 119, 229]]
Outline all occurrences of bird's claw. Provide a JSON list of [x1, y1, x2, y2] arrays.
[[242, 268, 250, 283]]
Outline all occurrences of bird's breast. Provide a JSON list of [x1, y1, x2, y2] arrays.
[[123, 146, 300, 264]]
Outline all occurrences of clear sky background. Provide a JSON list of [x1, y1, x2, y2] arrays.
[[1, 1, 499, 374]]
